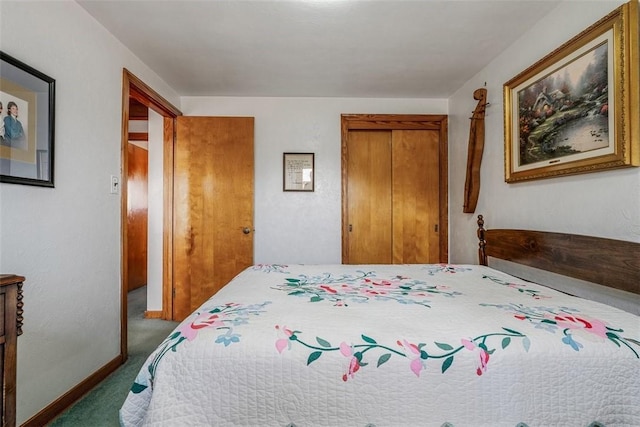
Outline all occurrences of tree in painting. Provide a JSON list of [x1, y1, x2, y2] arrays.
[[517, 43, 609, 166]]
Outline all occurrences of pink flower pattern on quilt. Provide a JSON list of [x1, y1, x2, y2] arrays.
[[275, 326, 526, 380]]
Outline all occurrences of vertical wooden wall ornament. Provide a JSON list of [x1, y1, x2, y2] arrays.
[[463, 87, 488, 213]]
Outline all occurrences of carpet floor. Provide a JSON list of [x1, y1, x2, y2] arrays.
[[48, 287, 178, 426]]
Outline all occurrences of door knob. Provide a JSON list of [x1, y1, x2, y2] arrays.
[[242, 227, 251, 234]]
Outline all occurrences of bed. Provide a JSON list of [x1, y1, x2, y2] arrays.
[[120, 215, 640, 427]]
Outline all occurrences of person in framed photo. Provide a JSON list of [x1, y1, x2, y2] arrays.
[[0, 101, 5, 144], [3, 101, 25, 146]]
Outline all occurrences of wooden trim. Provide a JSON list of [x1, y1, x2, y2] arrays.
[[341, 114, 449, 263], [120, 74, 131, 362], [20, 356, 122, 427], [144, 310, 164, 319], [438, 118, 449, 263], [162, 117, 175, 320], [128, 132, 148, 141], [340, 118, 350, 263], [125, 69, 181, 117], [476, 215, 640, 295], [341, 114, 447, 130]]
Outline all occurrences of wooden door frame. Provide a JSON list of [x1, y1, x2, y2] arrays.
[[120, 69, 181, 360], [341, 114, 449, 263]]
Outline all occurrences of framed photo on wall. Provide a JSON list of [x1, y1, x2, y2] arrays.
[[503, 1, 638, 182], [283, 152, 314, 191], [0, 51, 55, 187]]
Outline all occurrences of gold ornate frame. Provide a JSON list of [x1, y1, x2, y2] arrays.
[[504, 1, 638, 183]]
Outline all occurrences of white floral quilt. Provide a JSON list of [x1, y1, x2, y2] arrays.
[[119, 264, 640, 426]]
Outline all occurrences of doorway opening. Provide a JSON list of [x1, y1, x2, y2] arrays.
[[120, 69, 181, 360]]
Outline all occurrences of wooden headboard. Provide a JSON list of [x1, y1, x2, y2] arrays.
[[477, 215, 640, 296]]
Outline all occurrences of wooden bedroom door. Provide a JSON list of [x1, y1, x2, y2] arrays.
[[342, 114, 448, 264], [126, 142, 148, 291], [172, 116, 254, 321]]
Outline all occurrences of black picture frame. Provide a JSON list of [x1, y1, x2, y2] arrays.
[[0, 51, 55, 187], [283, 152, 314, 191]]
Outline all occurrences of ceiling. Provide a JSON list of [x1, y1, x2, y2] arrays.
[[77, 0, 562, 99]]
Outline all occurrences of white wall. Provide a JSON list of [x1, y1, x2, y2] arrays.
[[147, 110, 164, 311], [180, 97, 447, 264], [2, 0, 638, 424], [0, 2, 179, 424], [448, 0, 639, 264]]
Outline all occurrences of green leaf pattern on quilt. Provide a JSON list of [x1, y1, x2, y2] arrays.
[[272, 265, 468, 307], [130, 301, 271, 394], [275, 326, 528, 381]]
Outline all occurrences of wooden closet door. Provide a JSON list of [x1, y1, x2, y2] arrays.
[[342, 114, 447, 265], [346, 130, 393, 264], [392, 130, 440, 263]]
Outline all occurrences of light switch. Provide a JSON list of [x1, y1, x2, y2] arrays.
[[110, 175, 120, 194]]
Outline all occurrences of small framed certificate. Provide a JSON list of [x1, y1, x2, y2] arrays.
[[283, 152, 314, 192]]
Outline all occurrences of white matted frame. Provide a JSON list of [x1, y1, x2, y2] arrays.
[[283, 152, 314, 192]]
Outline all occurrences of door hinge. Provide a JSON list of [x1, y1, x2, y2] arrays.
[[349, 224, 353, 232], [434, 224, 439, 232]]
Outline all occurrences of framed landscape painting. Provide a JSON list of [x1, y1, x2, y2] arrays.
[[0, 51, 55, 187], [503, 1, 638, 182]]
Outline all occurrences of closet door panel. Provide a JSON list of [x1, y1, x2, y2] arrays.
[[346, 130, 392, 264], [392, 130, 440, 263]]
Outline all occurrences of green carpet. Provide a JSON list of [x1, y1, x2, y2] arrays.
[[49, 287, 178, 426]]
